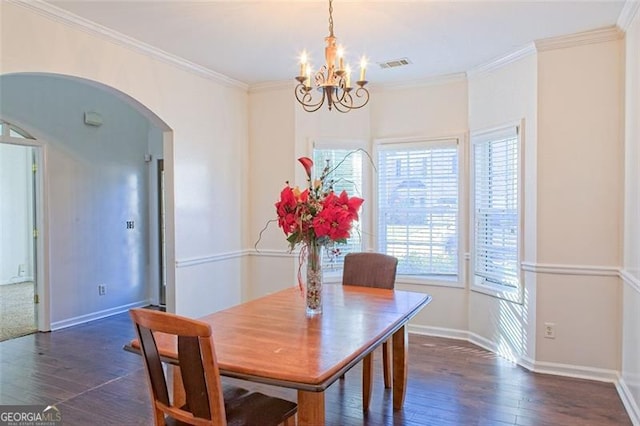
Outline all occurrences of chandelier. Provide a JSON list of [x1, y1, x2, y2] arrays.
[[294, 0, 370, 113]]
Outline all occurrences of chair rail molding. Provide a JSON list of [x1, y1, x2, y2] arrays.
[[520, 261, 620, 277]]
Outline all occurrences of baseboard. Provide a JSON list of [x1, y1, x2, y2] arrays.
[[0, 277, 34, 285], [50, 300, 150, 331], [407, 324, 471, 341], [408, 325, 619, 382], [618, 377, 640, 426]]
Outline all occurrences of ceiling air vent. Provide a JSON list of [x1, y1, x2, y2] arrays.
[[378, 58, 412, 69]]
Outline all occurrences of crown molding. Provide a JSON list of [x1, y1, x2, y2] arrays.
[[467, 43, 537, 77], [535, 25, 623, 52], [9, 0, 248, 91], [618, 1, 640, 32]]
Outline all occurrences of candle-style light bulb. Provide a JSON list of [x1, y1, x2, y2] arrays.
[[345, 65, 351, 88], [299, 51, 308, 77], [337, 45, 345, 71], [359, 56, 367, 82], [305, 66, 312, 88]]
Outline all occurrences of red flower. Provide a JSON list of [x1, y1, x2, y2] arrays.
[[298, 157, 313, 179], [334, 190, 364, 221], [314, 206, 351, 240], [275, 186, 298, 235]]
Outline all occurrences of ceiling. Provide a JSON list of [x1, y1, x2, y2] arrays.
[[46, 0, 627, 86]]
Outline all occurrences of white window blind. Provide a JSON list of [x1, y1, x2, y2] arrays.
[[312, 147, 363, 271], [377, 140, 459, 279], [472, 128, 519, 289]]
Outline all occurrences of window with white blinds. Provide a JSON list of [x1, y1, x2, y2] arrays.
[[472, 126, 520, 291], [377, 139, 459, 281], [312, 147, 364, 272]]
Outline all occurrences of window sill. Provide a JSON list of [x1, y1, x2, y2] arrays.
[[396, 275, 464, 289], [471, 280, 523, 304]]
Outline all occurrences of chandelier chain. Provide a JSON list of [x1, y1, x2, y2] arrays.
[[328, 0, 334, 37]]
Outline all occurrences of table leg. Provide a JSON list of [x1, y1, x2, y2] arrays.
[[382, 338, 392, 389], [297, 390, 325, 425], [362, 353, 373, 411], [392, 325, 408, 410]]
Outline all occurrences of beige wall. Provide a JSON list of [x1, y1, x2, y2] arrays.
[[467, 53, 538, 361], [622, 6, 640, 420], [536, 39, 623, 372]]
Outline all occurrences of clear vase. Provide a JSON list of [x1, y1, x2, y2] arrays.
[[306, 242, 323, 315]]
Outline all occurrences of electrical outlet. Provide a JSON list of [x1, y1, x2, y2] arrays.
[[544, 322, 556, 339], [98, 284, 107, 296], [18, 264, 26, 277]]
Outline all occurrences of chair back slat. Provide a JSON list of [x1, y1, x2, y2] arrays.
[[136, 323, 171, 406], [342, 252, 398, 289], [178, 335, 211, 420]]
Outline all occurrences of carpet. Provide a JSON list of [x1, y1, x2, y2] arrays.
[[0, 281, 36, 341]]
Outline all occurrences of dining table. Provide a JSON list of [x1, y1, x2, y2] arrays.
[[125, 284, 431, 425]]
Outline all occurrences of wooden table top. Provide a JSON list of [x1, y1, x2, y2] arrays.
[[134, 285, 431, 391]]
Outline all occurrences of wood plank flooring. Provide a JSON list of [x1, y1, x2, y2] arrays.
[[0, 312, 631, 425]]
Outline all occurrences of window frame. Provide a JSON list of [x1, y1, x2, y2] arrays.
[[310, 138, 369, 282], [373, 135, 465, 288], [470, 121, 524, 303]]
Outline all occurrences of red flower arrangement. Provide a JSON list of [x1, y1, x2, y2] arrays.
[[276, 157, 364, 251]]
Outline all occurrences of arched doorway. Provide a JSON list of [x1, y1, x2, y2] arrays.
[[0, 72, 175, 331]]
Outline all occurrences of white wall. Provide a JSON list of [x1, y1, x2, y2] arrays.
[[247, 85, 297, 300], [0, 143, 33, 284], [0, 74, 152, 325], [622, 6, 640, 421], [467, 53, 538, 361], [371, 78, 470, 333], [536, 38, 623, 373], [1, 2, 249, 320]]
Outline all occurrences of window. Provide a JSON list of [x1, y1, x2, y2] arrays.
[[471, 125, 521, 300], [377, 138, 460, 282], [312, 144, 364, 272]]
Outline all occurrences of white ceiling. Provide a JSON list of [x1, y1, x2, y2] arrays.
[[46, 0, 627, 86]]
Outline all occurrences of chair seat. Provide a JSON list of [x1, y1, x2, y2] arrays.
[[165, 385, 297, 426]]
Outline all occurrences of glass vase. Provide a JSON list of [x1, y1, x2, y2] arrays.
[[306, 242, 323, 315]]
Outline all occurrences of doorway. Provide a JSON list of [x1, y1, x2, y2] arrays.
[[0, 122, 39, 341]]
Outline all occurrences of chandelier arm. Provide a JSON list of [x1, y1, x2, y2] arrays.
[[340, 86, 369, 110], [333, 92, 353, 113], [294, 83, 327, 113]]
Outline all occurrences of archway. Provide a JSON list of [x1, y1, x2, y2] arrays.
[[0, 72, 176, 330]]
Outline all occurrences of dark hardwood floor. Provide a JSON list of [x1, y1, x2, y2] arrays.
[[0, 312, 631, 425]]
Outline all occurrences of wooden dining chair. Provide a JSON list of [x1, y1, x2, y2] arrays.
[[129, 308, 297, 426], [341, 252, 398, 410]]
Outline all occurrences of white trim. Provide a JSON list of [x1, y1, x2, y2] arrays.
[[9, 0, 247, 90], [618, 1, 640, 32], [407, 324, 470, 341], [521, 262, 620, 277], [527, 359, 619, 383], [175, 249, 296, 268], [176, 250, 249, 268], [409, 326, 621, 384], [618, 377, 640, 426], [50, 299, 149, 331], [621, 268, 640, 293], [467, 43, 537, 77], [0, 276, 35, 285], [535, 25, 624, 52]]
